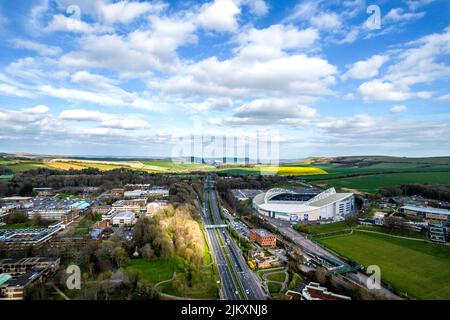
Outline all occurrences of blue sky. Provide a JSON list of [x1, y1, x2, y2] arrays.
[[0, 0, 449, 158]]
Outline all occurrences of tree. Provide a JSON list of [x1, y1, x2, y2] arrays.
[[31, 213, 45, 227], [140, 243, 155, 261], [24, 281, 49, 300], [5, 211, 28, 224], [133, 282, 161, 300], [113, 246, 130, 268]]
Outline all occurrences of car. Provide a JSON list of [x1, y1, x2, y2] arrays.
[[246, 289, 250, 295]]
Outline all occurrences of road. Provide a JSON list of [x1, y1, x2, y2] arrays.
[[204, 176, 266, 300], [204, 185, 240, 300]]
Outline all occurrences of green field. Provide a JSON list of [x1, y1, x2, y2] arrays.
[[257, 267, 285, 278], [295, 221, 355, 235], [317, 232, 450, 300], [1, 161, 48, 172], [266, 272, 287, 282], [0, 221, 34, 230], [123, 258, 183, 284], [267, 281, 283, 294], [315, 171, 450, 193]]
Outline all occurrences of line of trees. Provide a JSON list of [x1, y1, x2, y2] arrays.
[[0, 168, 196, 197], [378, 183, 450, 202]]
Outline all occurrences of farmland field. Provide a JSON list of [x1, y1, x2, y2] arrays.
[[314, 171, 450, 193], [218, 166, 327, 176], [317, 232, 450, 300]]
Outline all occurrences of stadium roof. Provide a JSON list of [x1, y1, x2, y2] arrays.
[[308, 193, 353, 207], [258, 203, 320, 214], [254, 188, 353, 213]]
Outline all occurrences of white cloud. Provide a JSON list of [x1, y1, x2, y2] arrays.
[[404, 0, 435, 11], [153, 54, 337, 98], [59, 109, 149, 130], [98, 0, 166, 25], [438, 93, 450, 101], [358, 80, 427, 101], [237, 25, 319, 54], [390, 105, 408, 113], [243, 0, 268, 16], [0, 83, 33, 98], [358, 27, 450, 101], [12, 39, 62, 56], [45, 14, 111, 34], [60, 17, 197, 75], [384, 8, 426, 23], [211, 98, 318, 126], [344, 55, 388, 80], [194, 98, 233, 112], [197, 0, 241, 32], [23, 105, 49, 114], [310, 12, 342, 31]]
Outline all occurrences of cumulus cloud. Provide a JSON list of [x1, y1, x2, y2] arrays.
[[153, 53, 337, 98], [11, 39, 62, 56], [59, 109, 149, 130], [384, 8, 426, 23], [358, 27, 450, 101], [358, 80, 430, 101], [211, 98, 318, 126], [196, 0, 241, 32], [23, 105, 49, 114], [343, 55, 388, 80]]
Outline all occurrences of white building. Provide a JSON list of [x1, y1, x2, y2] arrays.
[[111, 211, 136, 226], [253, 188, 354, 222]]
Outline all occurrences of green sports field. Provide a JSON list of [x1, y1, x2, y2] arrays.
[[318, 232, 450, 300]]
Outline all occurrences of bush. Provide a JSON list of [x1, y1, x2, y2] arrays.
[[5, 211, 29, 224]]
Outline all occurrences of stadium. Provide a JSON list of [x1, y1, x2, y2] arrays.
[[253, 188, 355, 222]]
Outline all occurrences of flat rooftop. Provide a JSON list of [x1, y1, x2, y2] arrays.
[[114, 211, 134, 218], [252, 229, 274, 237], [402, 205, 450, 216]]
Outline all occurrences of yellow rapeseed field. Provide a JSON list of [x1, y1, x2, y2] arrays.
[[259, 166, 327, 176]]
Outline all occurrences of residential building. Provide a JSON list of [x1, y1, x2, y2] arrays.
[[112, 211, 136, 226], [92, 206, 112, 215], [125, 184, 151, 190], [33, 188, 54, 196], [401, 205, 450, 222], [374, 212, 387, 226], [27, 209, 79, 224], [148, 187, 169, 197], [111, 188, 125, 198], [0, 226, 63, 248], [249, 229, 277, 248], [70, 201, 91, 213], [147, 201, 168, 214], [0, 257, 60, 300], [0, 197, 33, 209]]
